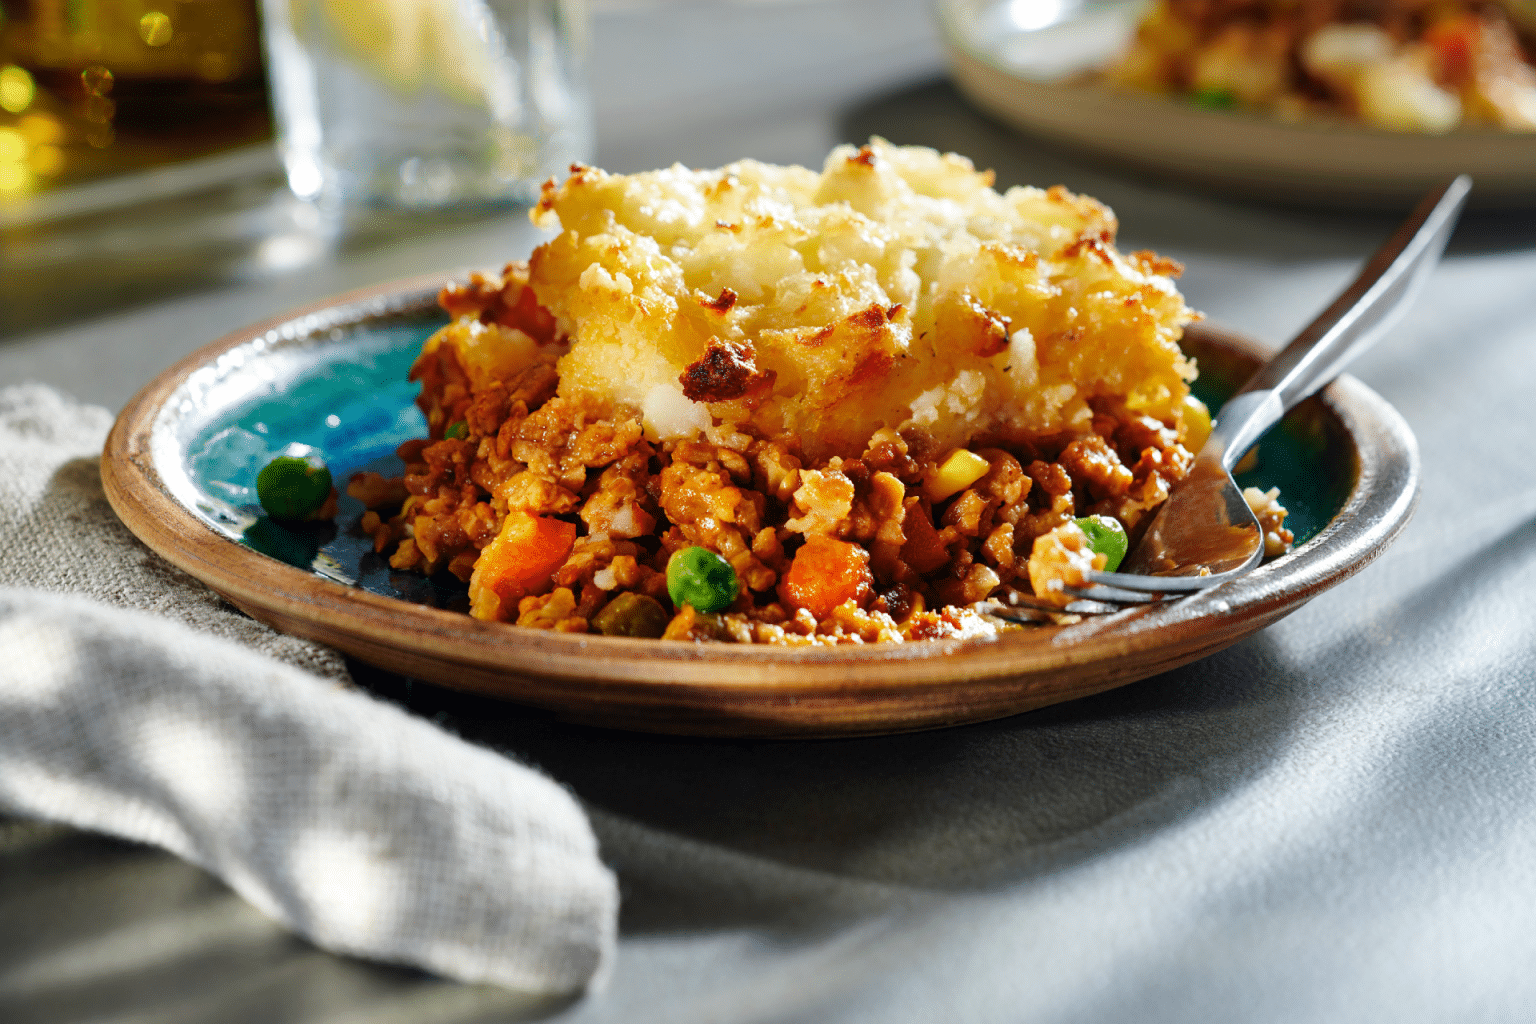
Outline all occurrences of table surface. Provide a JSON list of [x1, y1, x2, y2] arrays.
[[4, 1, 1536, 1021]]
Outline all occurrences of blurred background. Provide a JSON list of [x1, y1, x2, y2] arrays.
[[0, 0, 270, 202], [0, 0, 946, 342]]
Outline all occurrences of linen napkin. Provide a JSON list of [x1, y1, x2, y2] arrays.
[[0, 383, 618, 993]]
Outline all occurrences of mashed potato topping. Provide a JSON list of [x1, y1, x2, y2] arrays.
[[424, 138, 1196, 460], [364, 142, 1220, 643]]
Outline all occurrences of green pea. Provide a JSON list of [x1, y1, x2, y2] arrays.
[[1074, 515, 1128, 572], [666, 546, 738, 614], [445, 421, 468, 439], [591, 592, 669, 638], [256, 453, 332, 521], [1191, 86, 1236, 110]]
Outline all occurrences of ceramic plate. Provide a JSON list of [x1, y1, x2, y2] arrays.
[[103, 274, 1419, 737], [938, 0, 1536, 207]]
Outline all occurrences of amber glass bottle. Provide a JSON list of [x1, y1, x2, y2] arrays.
[[0, 0, 270, 198]]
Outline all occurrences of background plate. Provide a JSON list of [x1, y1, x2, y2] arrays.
[[938, 0, 1536, 208], [103, 276, 1419, 737]]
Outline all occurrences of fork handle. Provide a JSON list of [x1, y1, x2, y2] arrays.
[[1218, 175, 1472, 463]]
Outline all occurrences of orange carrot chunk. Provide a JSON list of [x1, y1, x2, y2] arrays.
[[778, 536, 874, 620], [469, 512, 576, 621]]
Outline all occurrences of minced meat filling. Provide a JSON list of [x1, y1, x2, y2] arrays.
[[352, 271, 1199, 644]]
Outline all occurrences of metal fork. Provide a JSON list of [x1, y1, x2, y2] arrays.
[[996, 175, 1471, 621]]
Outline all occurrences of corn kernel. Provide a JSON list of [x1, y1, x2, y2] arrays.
[[1182, 394, 1212, 452], [924, 449, 990, 502]]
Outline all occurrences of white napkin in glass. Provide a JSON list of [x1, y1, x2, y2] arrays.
[[0, 383, 617, 993]]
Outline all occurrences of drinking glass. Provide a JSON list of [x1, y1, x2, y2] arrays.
[[259, 0, 592, 211]]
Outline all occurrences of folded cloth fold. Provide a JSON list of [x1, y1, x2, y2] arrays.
[[0, 384, 618, 993]]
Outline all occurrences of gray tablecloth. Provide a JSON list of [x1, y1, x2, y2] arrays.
[[2, 1, 1534, 1020]]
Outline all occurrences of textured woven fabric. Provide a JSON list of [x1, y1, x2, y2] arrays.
[[0, 384, 618, 993], [0, 383, 347, 680]]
